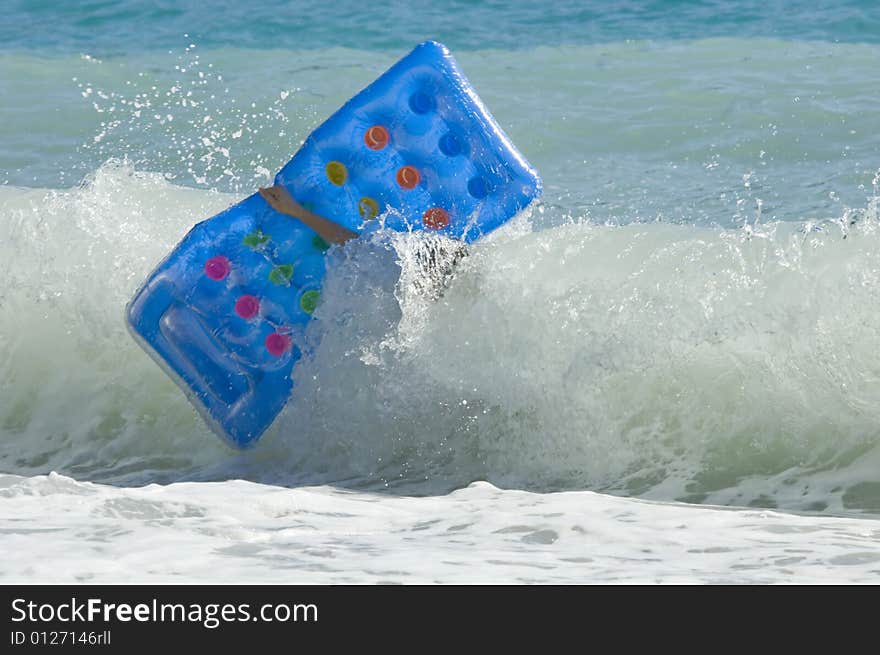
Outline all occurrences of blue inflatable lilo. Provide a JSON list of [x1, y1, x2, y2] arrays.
[[127, 41, 542, 448]]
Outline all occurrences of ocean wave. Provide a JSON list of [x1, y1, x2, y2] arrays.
[[2, 161, 880, 515]]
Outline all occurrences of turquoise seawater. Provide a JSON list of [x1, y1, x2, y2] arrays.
[[2, 1, 879, 224], [2, 1, 880, 526], [3, 0, 880, 54]]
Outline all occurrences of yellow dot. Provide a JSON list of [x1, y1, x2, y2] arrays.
[[358, 196, 379, 220], [326, 161, 347, 186]]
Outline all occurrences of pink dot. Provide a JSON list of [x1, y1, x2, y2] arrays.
[[204, 255, 230, 281], [235, 295, 260, 319], [265, 332, 291, 357]]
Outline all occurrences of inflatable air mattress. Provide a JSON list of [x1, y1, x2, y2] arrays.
[[127, 41, 542, 448]]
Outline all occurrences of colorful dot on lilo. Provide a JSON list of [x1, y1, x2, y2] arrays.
[[326, 161, 348, 186], [300, 290, 320, 315], [364, 125, 389, 150], [396, 166, 421, 190], [235, 295, 260, 319], [269, 264, 294, 286], [409, 91, 434, 114], [422, 207, 449, 230], [265, 332, 291, 357], [358, 196, 379, 220], [439, 133, 462, 157], [204, 255, 230, 281], [467, 176, 489, 199]]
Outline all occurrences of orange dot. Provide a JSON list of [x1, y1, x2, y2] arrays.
[[396, 165, 421, 190], [364, 125, 389, 150], [422, 207, 449, 230]]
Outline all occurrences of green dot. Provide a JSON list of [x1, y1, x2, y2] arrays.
[[243, 229, 271, 248], [269, 264, 294, 286], [312, 235, 330, 252], [300, 290, 320, 315]]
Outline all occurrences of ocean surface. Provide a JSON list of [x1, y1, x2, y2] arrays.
[[2, 0, 880, 583]]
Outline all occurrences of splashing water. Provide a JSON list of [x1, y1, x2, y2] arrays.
[[74, 44, 308, 191], [3, 161, 880, 516]]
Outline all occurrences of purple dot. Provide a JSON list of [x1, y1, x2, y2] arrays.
[[205, 255, 231, 281], [468, 176, 489, 199], [439, 133, 462, 157], [409, 91, 433, 114], [265, 332, 291, 357], [235, 295, 260, 319]]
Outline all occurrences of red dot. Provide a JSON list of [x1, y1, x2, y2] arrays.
[[204, 255, 230, 281], [422, 207, 449, 230], [396, 165, 421, 190], [364, 125, 389, 150], [235, 295, 260, 319], [265, 332, 291, 357]]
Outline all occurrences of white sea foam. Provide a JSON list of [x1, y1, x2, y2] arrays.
[[3, 472, 879, 584]]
